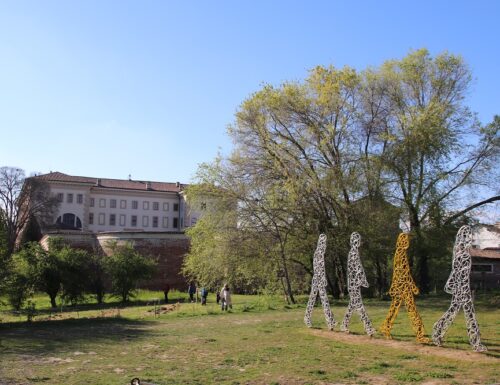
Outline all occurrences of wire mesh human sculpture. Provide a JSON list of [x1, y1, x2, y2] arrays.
[[432, 225, 487, 352], [304, 234, 336, 330], [340, 232, 375, 335], [380, 233, 429, 343]]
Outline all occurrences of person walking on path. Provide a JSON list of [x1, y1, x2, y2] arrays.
[[163, 283, 170, 304], [200, 287, 208, 305], [188, 281, 196, 303], [220, 284, 232, 311]]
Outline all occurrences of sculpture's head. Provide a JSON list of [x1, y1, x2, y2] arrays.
[[317, 233, 327, 247], [350, 232, 361, 248], [455, 225, 472, 251], [396, 233, 410, 250]]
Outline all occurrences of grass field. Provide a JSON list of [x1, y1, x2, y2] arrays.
[[0, 291, 498, 385]]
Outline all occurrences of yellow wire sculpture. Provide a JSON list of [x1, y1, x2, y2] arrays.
[[380, 233, 429, 343]]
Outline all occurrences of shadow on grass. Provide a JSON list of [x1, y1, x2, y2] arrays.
[[0, 317, 154, 356]]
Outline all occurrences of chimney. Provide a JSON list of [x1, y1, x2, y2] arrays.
[[96, 178, 101, 186], [128, 174, 132, 181], [146, 181, 152, 190], [176, 181, 180, 188]]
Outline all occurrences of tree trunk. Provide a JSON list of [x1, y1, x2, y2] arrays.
[[50, 294, 57, 308], [279, 250, 296, 304]]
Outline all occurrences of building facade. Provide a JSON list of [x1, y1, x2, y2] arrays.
[[33, 172, 203, 289], [34, 172, 201, 233]]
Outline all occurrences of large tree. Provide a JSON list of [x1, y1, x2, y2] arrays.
[[187, 49, 498, 297], [377, 50, 499, 292], [0, 167, 59, 257]]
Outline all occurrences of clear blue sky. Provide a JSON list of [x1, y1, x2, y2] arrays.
[[1, 0, 499, 184]]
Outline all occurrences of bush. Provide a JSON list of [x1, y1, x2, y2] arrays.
[[104, 242, 157, 303]]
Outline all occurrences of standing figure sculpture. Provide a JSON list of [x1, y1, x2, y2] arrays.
[[304, 234, 336, 330], [432, 225, 487, 352], [340, 232, 375, 336], [380, 233, 429, 343]]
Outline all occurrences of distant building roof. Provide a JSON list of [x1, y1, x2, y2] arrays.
[[470, 248, 500, 260], [34, 172, 186, 193]]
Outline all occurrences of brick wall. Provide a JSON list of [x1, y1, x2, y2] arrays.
[[41, 231, 190, 291]]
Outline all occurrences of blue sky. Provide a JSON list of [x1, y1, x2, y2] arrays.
[[1, 1, 499, 186]]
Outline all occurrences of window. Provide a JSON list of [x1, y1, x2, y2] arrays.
[[200, 202, 206, 210], [143, 201, 149, 210], [57, 193, 64, 202], [163, 202, 169, 211], [132, 200, 138, 209], [173, 203, 179, 212], [89, 213, 94, 225], [142, 216, 149, 227], [162, 217, 168, 228], [109, 214, 116, 226], [67, 193, 73, 203], [119, 214, 126, 226], [98, 213, 105, 225], [120, 200, 127, 209], [131, 215, 137, 227], [153, 202, 159, 211], [173, 217, 178, 228], [472, 264, 493, 273], [152, 216, 158, 228], [90, 198, 95, 207], [191, 217, 197, 226], [99, 198, 106, 208], [110, 199, 117, 208], [77, 194, 83, 204]]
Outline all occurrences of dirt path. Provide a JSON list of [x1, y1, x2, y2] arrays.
[[310, 329, 498, 363]]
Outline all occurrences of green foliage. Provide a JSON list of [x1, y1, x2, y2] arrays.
[[188, 48, 499, 298], [4, 249, 37, 310], [58, 247, 92, 306], [104, 242, 157, 303]]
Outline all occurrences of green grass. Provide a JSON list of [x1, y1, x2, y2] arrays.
[[0, 292, 498, 384]]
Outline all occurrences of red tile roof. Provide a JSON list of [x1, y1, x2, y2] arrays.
[[470, 248, 500, 260], [34, 172, 186, 193]]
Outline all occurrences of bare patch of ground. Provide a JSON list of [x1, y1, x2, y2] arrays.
[[310, 329, 497, 362]]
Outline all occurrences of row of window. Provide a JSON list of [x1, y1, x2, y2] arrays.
[[56, 193, 180, 212], [57, 193, 83, 204], [88, 213, 179, 228], [89, 198, 179, 212]]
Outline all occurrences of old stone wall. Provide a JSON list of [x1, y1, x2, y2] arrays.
[[40, 231, 190, 291]]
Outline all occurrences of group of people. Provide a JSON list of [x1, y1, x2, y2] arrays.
[[187, 282, 232, 310]]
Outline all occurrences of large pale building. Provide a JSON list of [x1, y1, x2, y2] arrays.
[[35, 172, 201, 233], [32, 172, 202, 289]]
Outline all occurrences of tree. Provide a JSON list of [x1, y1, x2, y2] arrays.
[[4, 247, 39, 310], [86, 252, 106, 304], [377, 50, 499, 292], [104, 242, 156, 303], [183, 181, 277, 294], [0, 167, 59, 257], [59, 247, 92, 306]]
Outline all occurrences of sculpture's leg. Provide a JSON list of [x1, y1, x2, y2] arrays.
[[357, 300, 376, 336], [463, 300, 487, 352], [318, 286, 336, 330], [404, 293, 429, 343], [380, 297, 401, 339], [432, 300, 460, 346], [340, 302, 354, 332], [304, 286, 318, 328]]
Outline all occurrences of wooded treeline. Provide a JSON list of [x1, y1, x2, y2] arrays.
[[183, 49, 499, 301]]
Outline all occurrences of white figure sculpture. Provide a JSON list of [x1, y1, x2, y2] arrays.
[[340, 232, 375, 335], [432, 225, 487, 352], [304, 234, 336, 330]]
